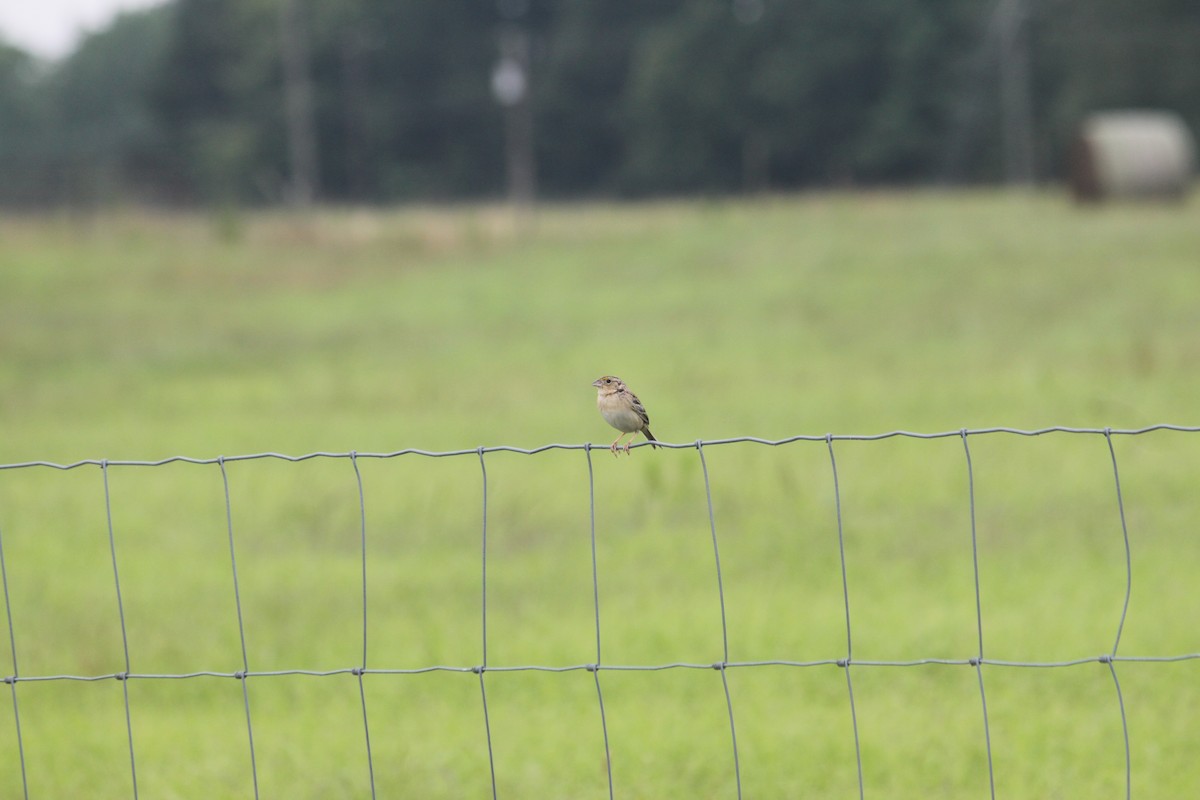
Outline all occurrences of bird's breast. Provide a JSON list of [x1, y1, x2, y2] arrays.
[[597, 394, 642, 432]]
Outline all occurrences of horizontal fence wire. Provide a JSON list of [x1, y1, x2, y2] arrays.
[[2, 425, 1200, 799], [4, 424, 1200, 471]]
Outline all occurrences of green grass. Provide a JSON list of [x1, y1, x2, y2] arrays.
[[1, 191, 1199, 797]]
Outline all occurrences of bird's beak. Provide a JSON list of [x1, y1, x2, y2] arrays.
[[591, 378, 603, 388]]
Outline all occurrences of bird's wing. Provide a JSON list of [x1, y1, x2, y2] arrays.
[[626, 391, 651, 427]]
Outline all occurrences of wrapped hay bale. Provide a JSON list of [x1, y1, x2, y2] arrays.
[[1070, 111, 1195, 202]]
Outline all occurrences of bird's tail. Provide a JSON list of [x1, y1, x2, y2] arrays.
[[645, 429, 660, 449]]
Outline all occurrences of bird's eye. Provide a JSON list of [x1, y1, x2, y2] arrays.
[[604, 378, 612, 383]]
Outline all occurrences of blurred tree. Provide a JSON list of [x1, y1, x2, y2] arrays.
[[0, 42, 63, 205], [49, 7, 174, 203], [619, 0, 984, 193], [3, 0, 1199, 206], [309, 0, 503, 200], [153, 0, 284, 203], [532, 0, 681, 195]]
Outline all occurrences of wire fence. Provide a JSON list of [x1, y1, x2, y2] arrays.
[[2, 425, 1200, 798]]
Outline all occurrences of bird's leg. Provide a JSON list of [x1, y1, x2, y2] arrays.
[[610, 434, 624, 456], [623, 440, 632, 454]]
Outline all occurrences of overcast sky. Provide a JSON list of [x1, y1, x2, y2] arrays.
[[0, 0, 165, 60]]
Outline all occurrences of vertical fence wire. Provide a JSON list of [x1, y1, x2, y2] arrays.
[[586, 446, 603, 665], [0, 526, 29, 800], [353, 452, 369, 669], [476, 667, 498, 800], [695, 442, 742, 799], [961, 430, 997, 800], [1105, 659, 1132, 800], [826, 435, 865, 800], [350, 452, 377, 799], [1104, 430, 1134, 657], [476, 448, 498, 800], [101, 462, 139, 800], [478, 448, 490, 670], [218, 457, 260, 800], [1104, 429, 1134, 800], [585, 445, 616, 800]]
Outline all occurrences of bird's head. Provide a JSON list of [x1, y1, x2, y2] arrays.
[[592, 375, 623, 393]]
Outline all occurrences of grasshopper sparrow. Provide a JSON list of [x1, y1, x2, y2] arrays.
[[592, 375, 659, 455]]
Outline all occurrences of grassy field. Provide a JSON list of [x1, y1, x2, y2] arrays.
[[1, 191, 1199, 797]]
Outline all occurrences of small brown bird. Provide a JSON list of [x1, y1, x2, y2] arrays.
[[592, 375, 659, 455]]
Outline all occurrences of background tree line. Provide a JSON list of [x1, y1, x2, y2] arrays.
[[0, 0, 1197, 207]]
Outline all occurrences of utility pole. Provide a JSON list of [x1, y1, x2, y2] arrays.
[[492, 2, 536, 209], [340, 26, 370, 201], [940, 0, 1037, 185], [280, 0, 319, 206], [997, 0, 1035, 185]]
